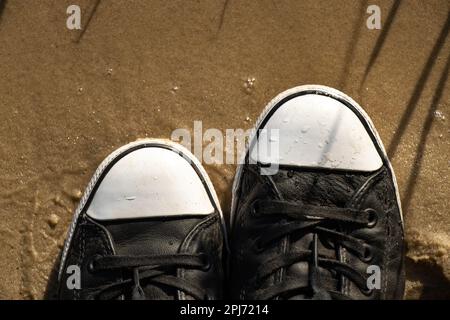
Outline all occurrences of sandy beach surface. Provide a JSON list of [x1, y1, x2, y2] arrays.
[[0, 0, 448, 299]]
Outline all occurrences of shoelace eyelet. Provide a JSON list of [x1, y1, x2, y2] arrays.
[[360, 286, 374, 297], [88, 256, 101, 273], [360, 245, 373, 262], [253, 239, 265, 253], [365, 208, 378, 228], [200, 253, 211, 271]]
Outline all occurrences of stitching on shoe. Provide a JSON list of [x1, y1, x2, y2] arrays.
[[343, 168, 385, 296], [177, 214, 219, 300], [71, 216, 115, 299]]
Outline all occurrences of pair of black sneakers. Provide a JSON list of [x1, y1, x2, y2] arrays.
[[57, 85, 405, 300]]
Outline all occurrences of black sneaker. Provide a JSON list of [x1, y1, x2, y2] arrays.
[[230, 85, 405, 300], [58, 140, 226, 300]]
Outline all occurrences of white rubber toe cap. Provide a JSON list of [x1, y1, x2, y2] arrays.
[[250, 93, 383, 171], [86, 146, 215, 220]]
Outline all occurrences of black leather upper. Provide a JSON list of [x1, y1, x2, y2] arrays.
[[230, 164, 405, 300], [58, 212, 224, 300]]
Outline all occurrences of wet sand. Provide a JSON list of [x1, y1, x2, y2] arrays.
[[0, 0, 449, 299]]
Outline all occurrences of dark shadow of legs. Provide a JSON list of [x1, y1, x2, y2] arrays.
[[216, 0, 230, 36], [75, 0, 101, 43], [387, 12, 450, 158], [401, 54, 449, 212], [0, 0, 7, 25], [339, 0, 368, 89], [360, 0, 402, 88]]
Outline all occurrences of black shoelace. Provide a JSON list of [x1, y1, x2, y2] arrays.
[[85, 253, 210, 300], [245, 200, 377, 300]]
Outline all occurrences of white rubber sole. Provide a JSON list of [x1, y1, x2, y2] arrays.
[[58, 139, 228, 280], [230, 85, 403, 228]]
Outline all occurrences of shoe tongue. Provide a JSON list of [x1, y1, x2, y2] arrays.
[[271, 169, 368, 207], [268, 169, 368, 299], [102, 216, 203, 299]]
